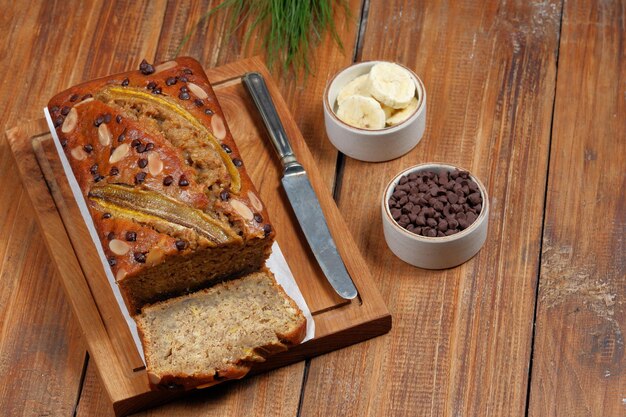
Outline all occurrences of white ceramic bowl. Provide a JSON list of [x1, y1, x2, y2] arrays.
[[323, 61, 427, 162], [381, 163, 489, 269]]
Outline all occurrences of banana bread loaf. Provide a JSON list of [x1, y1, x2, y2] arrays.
[[47, 57, 275, 313], [137, 268, 306, 390]]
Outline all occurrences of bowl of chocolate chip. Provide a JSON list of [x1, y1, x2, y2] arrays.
[[381, 163, 489, 269]]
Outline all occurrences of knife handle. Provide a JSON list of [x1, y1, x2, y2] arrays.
[[242, 72, 301, 172]]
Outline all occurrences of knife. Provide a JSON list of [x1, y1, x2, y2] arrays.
[[242, 72, 358, 300]]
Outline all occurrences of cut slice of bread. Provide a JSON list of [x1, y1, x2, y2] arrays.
[[136, 268, 306, 390]]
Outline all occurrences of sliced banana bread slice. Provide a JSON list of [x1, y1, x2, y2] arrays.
[[136, 269, 306, 390]]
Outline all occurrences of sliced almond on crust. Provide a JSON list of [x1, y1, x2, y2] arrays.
[[148, 153, 163, 176], [153, 60, 177, 74], [247, 191, 263, 212], [98, 123, 112, 146], [109, 239, 130, 255], [109, 143, 130, 163], [230, 199, 254, 221], [187, 82, 208, 99], [115, 268, 127, 281], [211, 114, 226, 140], [61, 108, 78, 133], [74, 97, 94, 107], [70, 146, 88, 161]]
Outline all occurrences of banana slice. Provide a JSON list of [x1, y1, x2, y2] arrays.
[[386, 96, 419, 126], [381, 103, 395, 119], [336, 95, 386, 130], [337, 74, 371, 106], [368, 63, 416, 109]]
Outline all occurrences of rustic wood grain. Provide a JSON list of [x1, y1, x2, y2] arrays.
[[155, 0, 363, 192], [0, 138, 86, 416], [528, 0, 625, 416], [0, 1, 168, 415], [300, 1, 562, 416], [76, 360, 307, 417]]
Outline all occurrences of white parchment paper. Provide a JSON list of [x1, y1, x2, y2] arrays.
[[44, 108, 314, 365]]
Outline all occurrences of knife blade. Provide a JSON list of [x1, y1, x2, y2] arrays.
[[242, 72, 358, 300]]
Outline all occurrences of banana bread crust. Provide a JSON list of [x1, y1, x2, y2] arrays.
[[48, 57, 275, 313]]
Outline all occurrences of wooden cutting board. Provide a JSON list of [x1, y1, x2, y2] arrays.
[[5, 57, 391, 416]]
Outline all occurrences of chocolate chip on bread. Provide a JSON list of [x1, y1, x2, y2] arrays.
[[48, 57, 275, 313]]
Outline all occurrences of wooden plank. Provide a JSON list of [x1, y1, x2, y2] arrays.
[[0, 138, 86, 416], [528, 0, 625, 415], [76, 361, 308, 417], [0, 1, 169, 415], [300, 0, 562, 416], [8, 58, 390, 416], [155, 0, 363, 192]]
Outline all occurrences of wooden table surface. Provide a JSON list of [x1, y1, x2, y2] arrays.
[[0, 1, 623, 416]]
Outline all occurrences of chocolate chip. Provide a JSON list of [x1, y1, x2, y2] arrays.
[[82, 93, 93, 100], [89, 163, 99, 174], [131, 139, 141, 148], [94, 115, 104, 127], [179, 85, 189, 93], [175, 240, 187, 251], [102, 213, 111, 219], [178, 76, 188, 83], [153, 87, 162, 95], [116, 115, 123, 123], [254, 213, 263, 223], [106, 232, 115, 240], [263, 224, 272, 237], [468, 192, 482, 205], [54, 116, 64, 127], [165, 77, 177, 86], [118, 130, 126, 142], [221, 144, 232, 153], [93, 175, 104, 183], [139, 59, 155, 75], [126, 231, 137, 242], [194, 99, 203, 107], [204, 108, 214, 115], [61, 139, 67, 147], [136, 144, 147, 153], [135, 172, 146, 184], [121, 78, 130, 86], [108, 257, 117, 266], [178, 175, 189, 186], [220, 190, 230, 201], [138, 158, 148, 168], [50, 105, 60, 113], [133, 252, 146, 263], [145, 142, 154, 151], [179, 91, 190, 100], [146, 81, 156, 90], [103, 113, 111, 124], [183, 68, 193, 75], [163, 175, 173, 186], [61, 106, 71, 116], [388, 169, 483, 237], [232, 158, 243, 167], [69, 94, 79, 102], [109, 166, 119, 176], [83, 144, 93, 153]]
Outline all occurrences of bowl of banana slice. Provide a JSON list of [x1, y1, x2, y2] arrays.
[[323, 61, 426, 162]]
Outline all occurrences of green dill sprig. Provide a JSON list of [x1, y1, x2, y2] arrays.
[[175, 0, 350, 75]]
